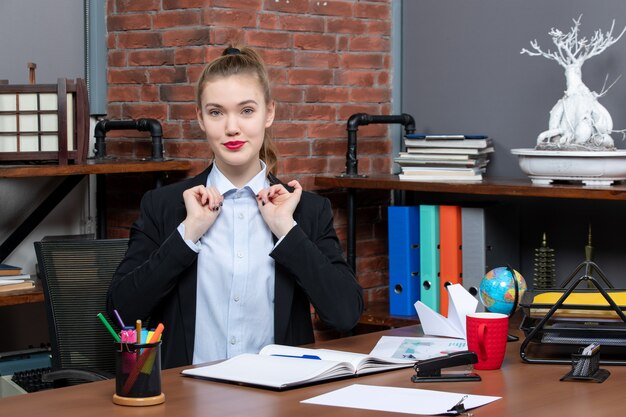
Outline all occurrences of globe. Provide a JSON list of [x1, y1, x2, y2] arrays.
[[479, 267, 527, 315]]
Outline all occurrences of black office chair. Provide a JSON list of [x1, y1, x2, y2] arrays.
[[34, 237, 129, 386]]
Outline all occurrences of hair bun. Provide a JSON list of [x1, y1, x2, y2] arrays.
[[224, 47, 241, 55]]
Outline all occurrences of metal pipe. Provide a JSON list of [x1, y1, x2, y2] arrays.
[[93, 118, 164, 161]]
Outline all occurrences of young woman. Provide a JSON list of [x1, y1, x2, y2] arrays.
[[107, 45, 363, 369]]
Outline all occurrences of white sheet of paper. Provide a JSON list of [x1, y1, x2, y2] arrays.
[[369, 336, 467, 361], [302, 384, 500, 415], [414, 284, 478, 339]]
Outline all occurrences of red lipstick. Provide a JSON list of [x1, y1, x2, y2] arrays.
[[224, 141, 245, 150]]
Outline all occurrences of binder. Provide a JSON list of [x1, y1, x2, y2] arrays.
[[439, 205, 462, 317], [461, 207, 485, 311], [387, 206, 421, 316], [419, 205, 440, 312]]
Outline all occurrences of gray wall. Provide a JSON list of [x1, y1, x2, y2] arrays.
[[401, 1, 626, 286], [0, 0, 84, 84], [402, 0, 626, 178]]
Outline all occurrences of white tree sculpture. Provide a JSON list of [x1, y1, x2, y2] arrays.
[[521, 16, 626, 150]]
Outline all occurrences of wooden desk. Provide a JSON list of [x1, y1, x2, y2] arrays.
[[2, 325, 623, 416]]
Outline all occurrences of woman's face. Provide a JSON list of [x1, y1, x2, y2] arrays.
[[196, 73, 275, 178]]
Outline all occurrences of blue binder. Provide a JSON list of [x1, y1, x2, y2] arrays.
[[419, 205, 440, 312], [387, 206, 420, 316]]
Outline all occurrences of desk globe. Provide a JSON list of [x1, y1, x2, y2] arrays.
[[479, 267, 527, 315]]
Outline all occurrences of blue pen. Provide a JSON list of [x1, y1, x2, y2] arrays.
[[271, 354, 321, 360]]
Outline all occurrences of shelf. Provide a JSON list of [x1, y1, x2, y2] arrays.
[[0, 281, 44, 307], [0, 158, 192, 178], [359, 300, 420, 328], [314, 174, 626, 201]]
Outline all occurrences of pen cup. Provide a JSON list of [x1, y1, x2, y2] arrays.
[[112, 341, 165, 406]]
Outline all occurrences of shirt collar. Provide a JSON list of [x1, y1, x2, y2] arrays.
[[207, 161, 269, 196]]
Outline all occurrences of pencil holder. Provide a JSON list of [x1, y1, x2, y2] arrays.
[[560, 347, 610, 383], [112, 341, 165, 406]]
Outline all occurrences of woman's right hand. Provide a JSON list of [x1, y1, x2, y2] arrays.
[[181, 185, 224, 242]]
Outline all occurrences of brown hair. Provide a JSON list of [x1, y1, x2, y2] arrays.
[[196, 45, 279, 176]]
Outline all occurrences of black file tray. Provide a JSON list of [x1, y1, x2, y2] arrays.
[[519, 260, 626, 365]]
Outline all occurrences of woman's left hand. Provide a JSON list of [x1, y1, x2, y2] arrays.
[[257, 180, 302, 237]]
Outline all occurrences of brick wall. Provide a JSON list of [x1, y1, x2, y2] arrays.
[[105, 0, 394, 328]]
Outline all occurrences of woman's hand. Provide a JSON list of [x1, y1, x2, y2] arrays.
[[181, 185, 224, 242], [257, 180, 302, 237]]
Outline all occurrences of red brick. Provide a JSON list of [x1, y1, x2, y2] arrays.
[[148, 67, 188, 83], [336, 70, 376, 86], [205, 8, 257, 28], [288, 69, 333, 85], [170, 103, 197, 120], [327, 18, 367, 34], [367, 20, 391, 36], [258, 13, 280, 30], [280, 15, 325, 32], [128, 49, 176, 66], [259, 49, 294, 68], [161, 122, 182, 139], [359, 138, 391, 155], [175, 47, 206, 65], [272, 85, 303, 103], [268, 67, 288, 85], [305, 86, 349, 103], [307, 122, 345, 139], [211, 0, 262, 9], [282, 157, 327, 174], [354, 2, 390, 19], [245, 31, 291, 49], [263, 0, 308, 13], [163, 28, 211, 47], [165, 140, 213, 158], [141, 85, 159, 101], [182, 121, 205, 139], [121, 103, 168, 120], [294, 51, 340, 68], [154, 10, 200, 28], [349, 36, 390, 52], [349, 87, 390, 103], [115, 0, 159, 12], [108, 14, 152, 31], [357, 270, 387, 289], [118, 32, 162, 49], [293, 33, 336, 51], [106, 104, 123, 119], [210, 27, 244, 45], [160, 85, 196, 101], [108, 85, 141, 102], [312, 138, 345, 156], [108, 51, 127, 67], [292, 104, 336, 121], [275, 139, 310, 156], [341, 53, 384, 70], [338, 104, 386, 122], [108, 68, 148, 84], [309, 0, 353, 17], [270, 122, 307, 139], [162, 0, 205, 10]]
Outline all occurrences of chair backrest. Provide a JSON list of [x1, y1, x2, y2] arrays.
[[34, 238, 128, 376]]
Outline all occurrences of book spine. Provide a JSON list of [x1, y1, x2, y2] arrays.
[[461, 207, 485, 311], [387, 206, 421, 316], [439, 205, 462, 317], [419, 205, 440, 312]]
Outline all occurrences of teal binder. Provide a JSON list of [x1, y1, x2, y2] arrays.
[[419, 205, 440, 312], [387, 206, 420, 316]]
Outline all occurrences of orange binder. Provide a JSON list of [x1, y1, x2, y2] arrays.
[[439, 205, 463, 317]]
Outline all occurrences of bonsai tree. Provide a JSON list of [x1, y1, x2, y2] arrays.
[[521, 16, 626, 150]]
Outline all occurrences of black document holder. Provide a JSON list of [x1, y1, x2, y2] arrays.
[[519, 259, 626, 365]]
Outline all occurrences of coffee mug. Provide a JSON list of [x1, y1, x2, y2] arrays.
[[466, 312, 509, 370]]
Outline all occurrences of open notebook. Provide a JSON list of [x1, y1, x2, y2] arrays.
[[181, 344, 414, 390]]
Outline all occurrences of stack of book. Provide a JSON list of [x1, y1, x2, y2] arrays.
[[395, 134, 494, 181], [0, 264, 34, 292]]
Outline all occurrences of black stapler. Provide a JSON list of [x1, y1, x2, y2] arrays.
[[411, 351, 481, 383]]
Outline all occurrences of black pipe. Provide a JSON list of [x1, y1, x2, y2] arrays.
[[345, 113, 415, 177], [343, 113, 416, 273], [94, 118, 164, 161]]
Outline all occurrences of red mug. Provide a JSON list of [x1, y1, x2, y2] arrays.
[[466, 312, 508, 370]]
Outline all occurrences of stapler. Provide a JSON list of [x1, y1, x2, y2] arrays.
[[411, 351, 481, 383]]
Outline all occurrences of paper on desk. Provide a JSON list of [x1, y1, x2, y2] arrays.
[[414, 284, 478, 339], [369, 336, 468, 361], [302, 384, 500, 415]]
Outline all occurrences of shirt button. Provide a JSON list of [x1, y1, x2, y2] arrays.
[[238, 212, 244, 220], [230, 337, 237, 345], [234, 295, 240, 302], [237, 251, 244, 258]]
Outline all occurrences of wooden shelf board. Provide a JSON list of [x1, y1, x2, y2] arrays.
[[315, 174, 626, 201], [0, 158, 191, 178], [0, 281, 44, 307]]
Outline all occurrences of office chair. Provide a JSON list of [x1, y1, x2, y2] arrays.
[[34, 237, 129, 386]]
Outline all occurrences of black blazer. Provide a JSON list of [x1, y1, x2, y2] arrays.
[[107, 165, 363, 369]]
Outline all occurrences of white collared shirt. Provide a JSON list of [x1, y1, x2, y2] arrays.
[[181, 162, 275, 364]]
